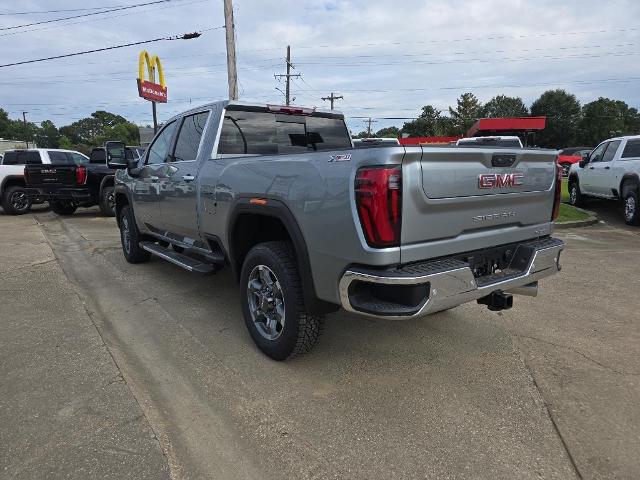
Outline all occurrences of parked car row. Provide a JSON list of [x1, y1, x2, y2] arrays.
[[568, 135, 640, 225], [0, 146, 144, 216]]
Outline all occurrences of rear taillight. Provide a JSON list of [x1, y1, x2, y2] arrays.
[[552, 163, 562, 221], [355, 166, 402, 248], [76, 165, 87, 185]]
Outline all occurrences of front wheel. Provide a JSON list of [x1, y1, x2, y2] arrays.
[[50, 201, 77, 216], [119, 205, 151, 263], [623, 188, 640, 226], [99, 186, 116, 217], [568, 180, 585, 207], [2, 185, 32, 215], [240, 241, 324, 360]]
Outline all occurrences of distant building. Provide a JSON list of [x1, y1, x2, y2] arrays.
[[0, 139, 34, 154]]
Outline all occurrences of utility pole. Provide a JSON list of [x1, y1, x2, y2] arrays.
[[274, 45, 300, 105], [364, 117, 378, 137], [223, 0, 238, 100], [22, 111, 29, 148], [321, 92, 343, 110]]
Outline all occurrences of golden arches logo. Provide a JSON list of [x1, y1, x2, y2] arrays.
[[137, 50, 168, 103]]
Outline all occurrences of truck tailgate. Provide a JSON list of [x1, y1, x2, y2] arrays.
[[401, 146, 558, 262], [25, 165, 78, 186]]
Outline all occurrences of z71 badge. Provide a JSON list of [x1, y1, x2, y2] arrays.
[[329, 154, 351, 162]]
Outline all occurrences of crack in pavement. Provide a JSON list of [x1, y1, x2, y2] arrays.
[[514, 333, 638, 376]]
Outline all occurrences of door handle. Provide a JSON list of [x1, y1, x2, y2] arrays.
[[604, 166, 610, 170], [589, 166, 594, 169], [182, 174, 195, 182], [150, 175, 159, 182]]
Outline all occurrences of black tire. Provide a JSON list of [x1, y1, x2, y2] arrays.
[[99, 186, 116, 217], [568, 179, 585, 207], [2, 185, 32, 215], [50, 201, 77, 216], [119, 205, 151, 263], [622, 186, 640, 226], [240, 241, 324, 360]]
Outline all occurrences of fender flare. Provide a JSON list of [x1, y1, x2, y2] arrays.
[[227, 197, 338, 314], [99, 175, 115, 195], [113, 184, 133, 226], [620, 173, 640, 195], [1, 175, 26, 195]]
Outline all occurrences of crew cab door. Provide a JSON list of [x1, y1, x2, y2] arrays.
[[131, 120, 178, 230], [158, 110, 211, 241], [580, 142, 607, 196], [591, 140, 621, 197]]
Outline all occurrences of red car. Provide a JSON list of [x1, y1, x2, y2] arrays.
[[557, 146, 592, 177]]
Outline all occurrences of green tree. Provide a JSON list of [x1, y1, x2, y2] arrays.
[[34, 120, 60, 148], [58, 135, 73, 150], [578, 98, 638, 146], [375, 126, 400, 138], [530, 89, 581, 148], [480, 95, 529, 118], [60, 110, 138, 147], [449, 93, 482, 134], [402, 105, 454, 137], [0, 108, 11, 138]]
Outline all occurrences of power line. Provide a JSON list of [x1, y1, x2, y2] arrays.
[[0, 0, 207, 37], [0, 0, 173, 30], [0, 29, 218, 68], [0, 3, 151, 15]]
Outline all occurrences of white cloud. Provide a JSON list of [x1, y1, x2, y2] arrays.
[[0, 0, 638, 132]]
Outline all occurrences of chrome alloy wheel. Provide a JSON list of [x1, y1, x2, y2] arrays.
[[570, 185, 578, 205], [247, 265, 285, 340], [121, 216, 131, 254], [625, 195, 636, 222]]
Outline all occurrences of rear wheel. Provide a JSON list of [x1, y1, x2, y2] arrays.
[[99, 186, 116, 217], [622, 187, 640, 226], [50, 201, 77, 216], [240, 241, 324, 360], [119, 205, 151, 263], [568, 180, 585, 207], [2, 185, 32, 215]]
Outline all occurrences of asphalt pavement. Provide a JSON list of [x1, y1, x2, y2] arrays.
[[1, 205, 639, 479]]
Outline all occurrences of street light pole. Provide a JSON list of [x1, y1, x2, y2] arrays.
[[223, 0, 238, 100]]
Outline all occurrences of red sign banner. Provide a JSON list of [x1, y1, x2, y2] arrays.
[[137, 79, 168, 103]]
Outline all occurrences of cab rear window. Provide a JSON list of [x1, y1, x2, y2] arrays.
[[622, 139, 640, 158], [2, 151, 42, 165]]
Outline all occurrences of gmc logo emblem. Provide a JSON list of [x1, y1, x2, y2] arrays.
[[41, 169, 57, 174], [478, 173, 524, 189]]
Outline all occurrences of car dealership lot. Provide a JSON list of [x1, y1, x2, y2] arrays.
[[2, 207, 639, 479]]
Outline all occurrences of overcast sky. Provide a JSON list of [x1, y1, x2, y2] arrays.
[[1, 0, 639, 134]]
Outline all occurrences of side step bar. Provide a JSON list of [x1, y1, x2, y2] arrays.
[[140, 241, 216, 274]]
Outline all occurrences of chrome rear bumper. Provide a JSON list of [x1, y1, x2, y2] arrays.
[[339, 237, 564, 319]]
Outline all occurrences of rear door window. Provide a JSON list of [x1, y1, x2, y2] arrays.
[[172, 111, 210, 162], [622, 139, 640, 159]]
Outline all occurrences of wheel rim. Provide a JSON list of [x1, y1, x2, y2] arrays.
[[121, 216, 131, 254], [247, 265, 285, 341], [625, 196, 636, 221], [570, 185, 577, 205], [10, 191, 29, 211], [107, 191, 115, 211]]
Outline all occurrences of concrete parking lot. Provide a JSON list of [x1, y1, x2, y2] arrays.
[[1, 203, 639, 479]]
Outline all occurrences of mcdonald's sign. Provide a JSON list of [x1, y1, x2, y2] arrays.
[[137, 50, 167, 103]]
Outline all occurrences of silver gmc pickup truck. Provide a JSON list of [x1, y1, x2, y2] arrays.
[[107, 101, 564, 360]]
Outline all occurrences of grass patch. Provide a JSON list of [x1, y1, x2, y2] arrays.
[[557, 203, 590, 223], [561, 178, 569, 202]]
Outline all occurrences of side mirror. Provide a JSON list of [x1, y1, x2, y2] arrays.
[[106, 141, 127, 169], [578, 156, 589, 168]]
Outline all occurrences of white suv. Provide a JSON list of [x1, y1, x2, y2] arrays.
[[568, 135, 640, 225]]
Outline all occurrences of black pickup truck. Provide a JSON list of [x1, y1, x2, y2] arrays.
[[25, 145, 144, 216]]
